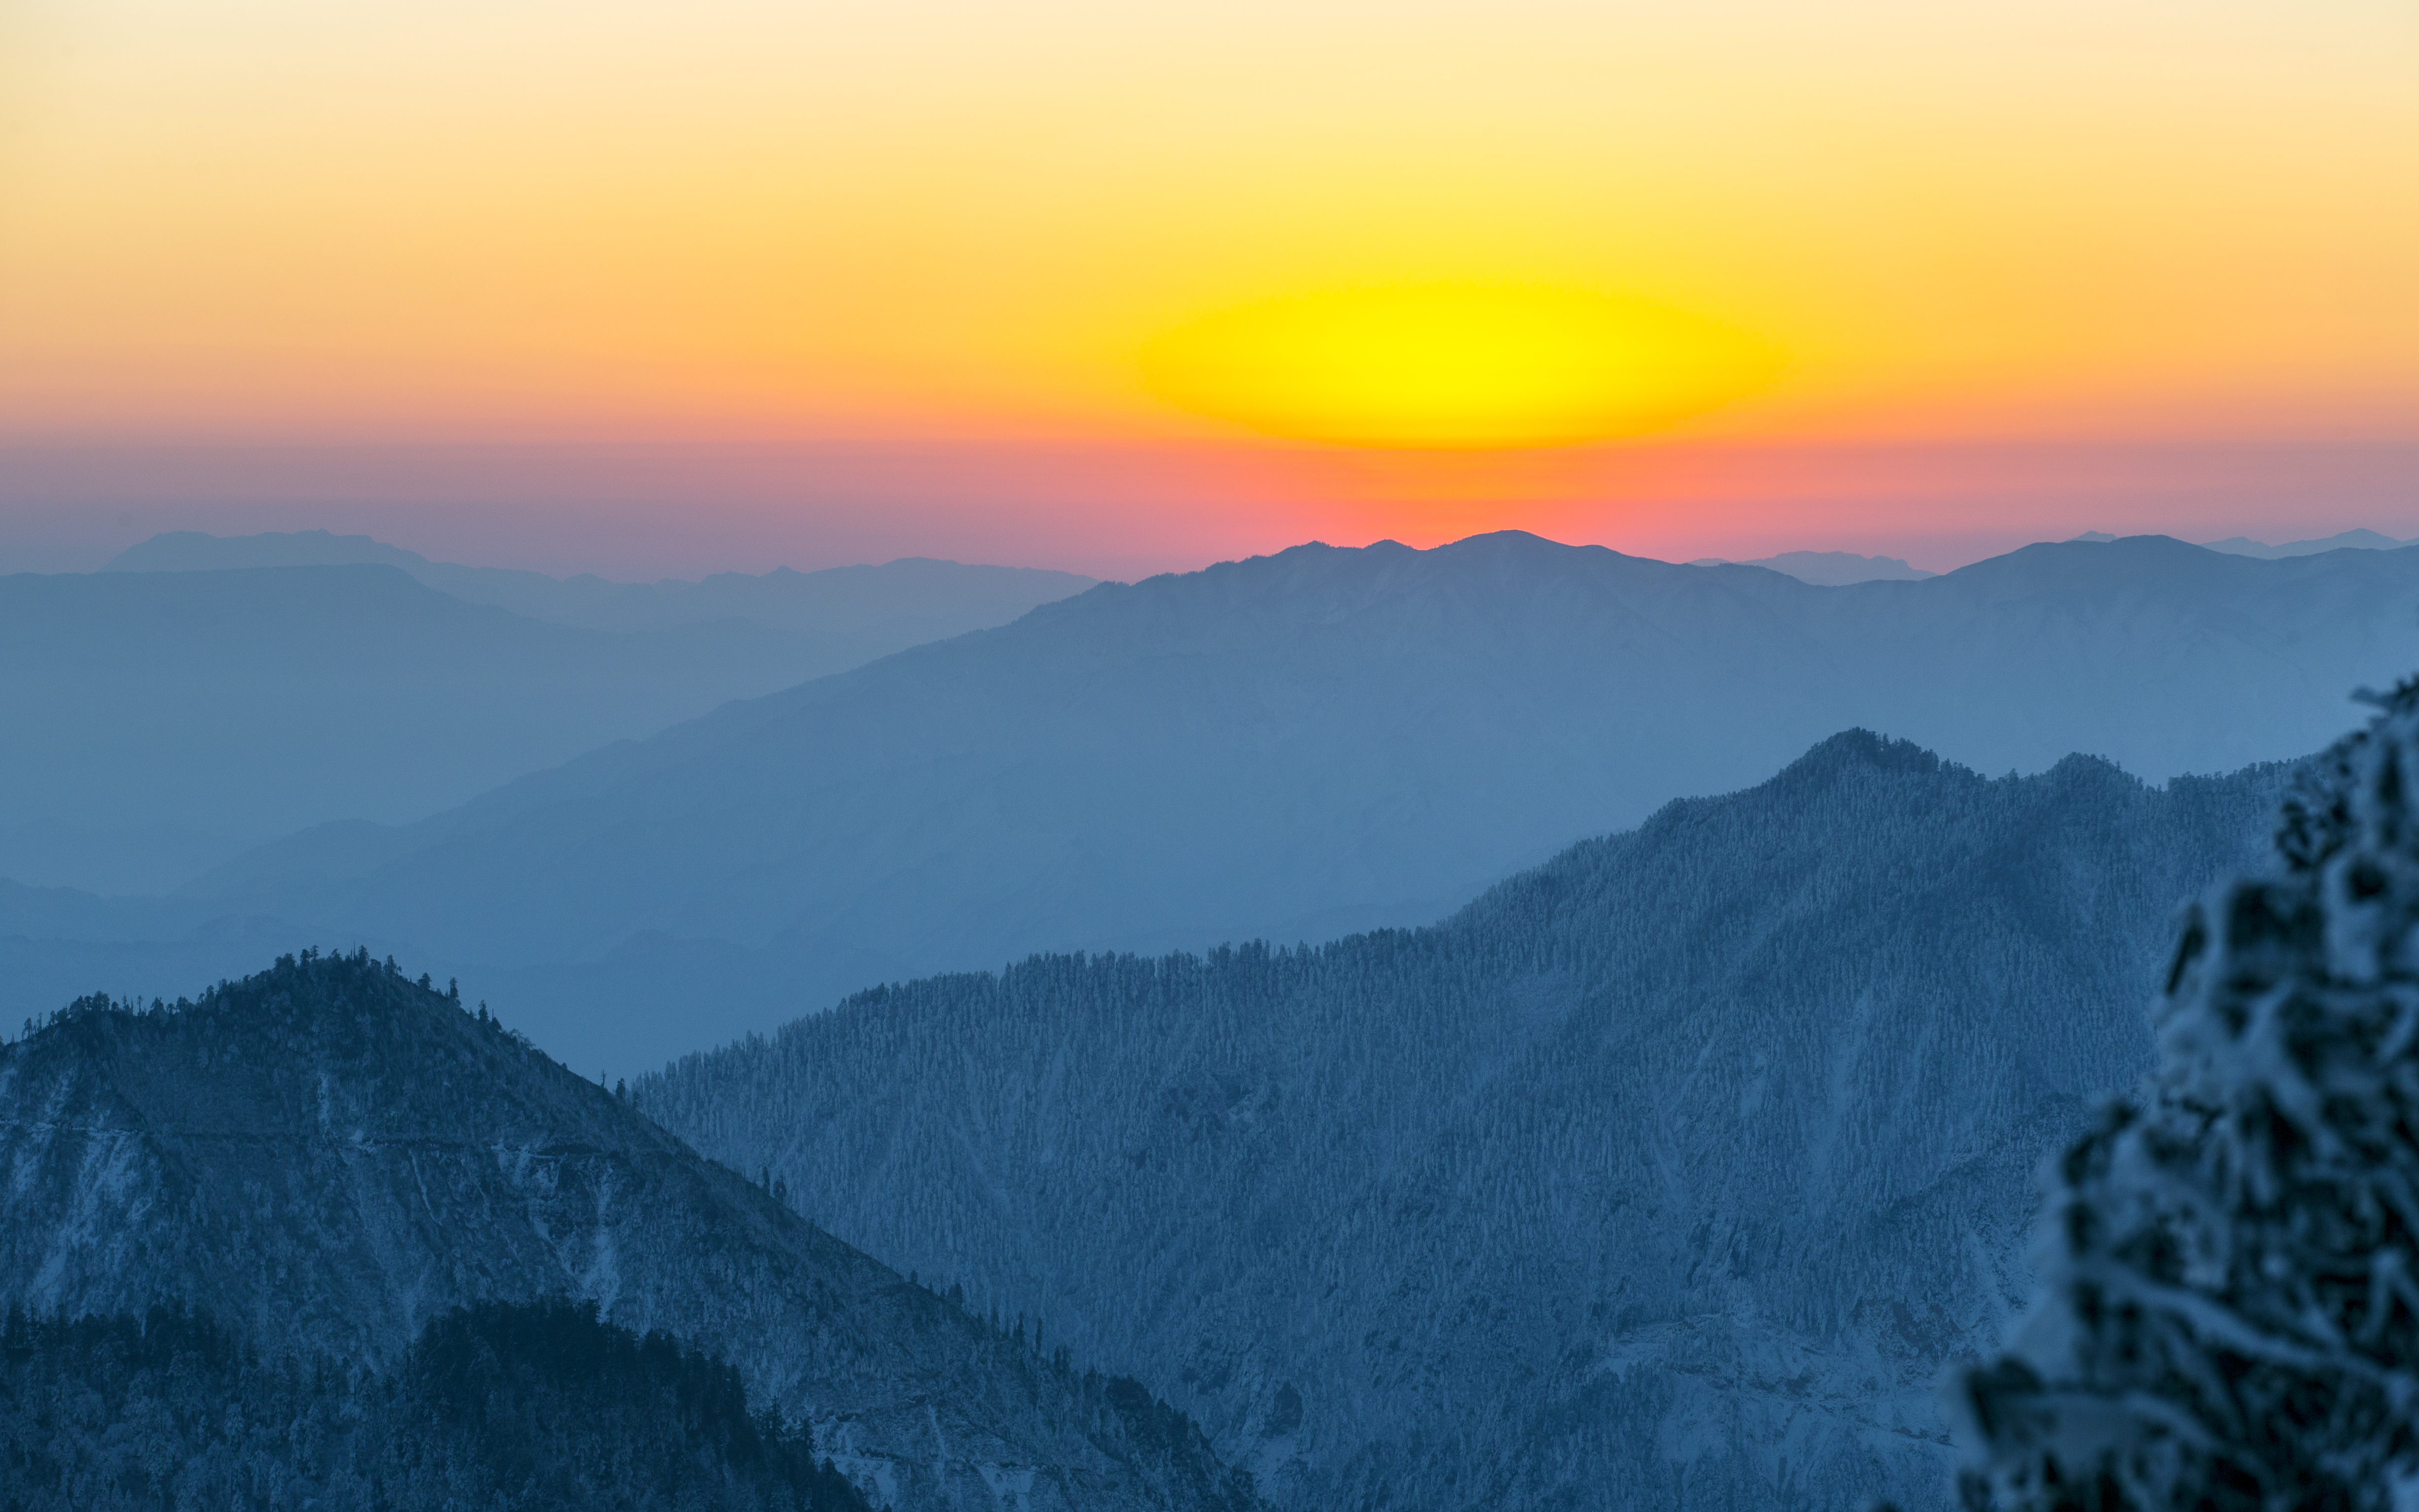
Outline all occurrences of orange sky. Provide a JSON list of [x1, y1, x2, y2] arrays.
[[2, 0, 2415, 564], [4, 437, 2412, 583]]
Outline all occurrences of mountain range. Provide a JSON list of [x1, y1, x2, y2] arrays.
[[1, 541, 1089, 893], [1686, 549, 1935, 584], [636, 731, 2293, 1512], [0, 951, 1258, 1512], [6, 519, 2411, 1512], [105, 529, 1097, 642], [39, 528, 2405, 1071], [2197, 527, 2413, 559]]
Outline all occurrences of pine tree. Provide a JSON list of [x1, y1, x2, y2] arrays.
[[1957, 681, 2419, 1511]]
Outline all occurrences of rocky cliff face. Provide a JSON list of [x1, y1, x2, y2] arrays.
[[0, 953, 1258, 1512], [639, 734, 2295, 1512]]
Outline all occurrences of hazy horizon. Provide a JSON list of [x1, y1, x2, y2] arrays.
[[8, 480, 2416, 585]]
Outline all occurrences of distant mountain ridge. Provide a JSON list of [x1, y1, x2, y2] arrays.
[[0, 564, 847, 847], [0, 951, 1260, 1512], [105, 529, 1097, 639], [637, 731, 2295, 1512], [2, 545, 1091, 893], [1686, 548, 1936, 584], [5, 530, 2409, 1067], [2196, 527, 2412, 559], [115, 528, 2419, 1069]]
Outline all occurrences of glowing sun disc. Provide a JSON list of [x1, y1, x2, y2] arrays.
[[1140, 283, 1783, 450]]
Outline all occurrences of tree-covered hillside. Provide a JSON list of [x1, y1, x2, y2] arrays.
[[639, 731, 2295, 1512], [0, 953, 1260, 1512], [0, 1298, 870, 1512]]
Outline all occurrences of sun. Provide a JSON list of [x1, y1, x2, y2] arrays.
[[1138, 283, 1783, 450]]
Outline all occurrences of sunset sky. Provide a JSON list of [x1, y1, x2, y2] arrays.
[[3, 0, 2414, 576]]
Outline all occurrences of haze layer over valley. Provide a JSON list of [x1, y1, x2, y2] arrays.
[[105, 529, 1096, 643], [3, 529, 2412, 1068], [0, 537, 1091, 892]]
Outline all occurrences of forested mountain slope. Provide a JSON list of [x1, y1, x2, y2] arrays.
[[0, 953, 1259, 1512], [1, 1299, 875, 1512], [639, 733, 2293, 1512]]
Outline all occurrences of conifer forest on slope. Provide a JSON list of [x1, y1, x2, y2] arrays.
[[640, 734, 2291, 1512], [0, 953, 1258, 1512]]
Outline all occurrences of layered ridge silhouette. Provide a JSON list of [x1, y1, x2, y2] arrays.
[[177, 533, 2419, 1059], [1, 545, 1090, 893], [6, 531, 2408, 1067], [106, 529, 1096, 641]]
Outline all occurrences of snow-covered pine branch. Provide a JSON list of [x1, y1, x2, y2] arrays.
[[1957, 678, 2419, 1511]]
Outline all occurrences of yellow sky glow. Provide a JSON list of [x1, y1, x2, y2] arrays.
[[1, 0, 2414, 450], [1141, 286, 1784, 448]]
